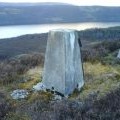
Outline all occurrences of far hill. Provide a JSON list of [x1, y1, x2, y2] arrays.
[[0, 2, 120, 25]]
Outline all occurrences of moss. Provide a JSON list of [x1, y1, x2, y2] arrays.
[[27, 91, 53, 103], [83, 62, 111, 80]]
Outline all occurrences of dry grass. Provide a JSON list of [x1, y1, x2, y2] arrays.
[[18, 67, 43, 90], [77, 62, 120, 99]]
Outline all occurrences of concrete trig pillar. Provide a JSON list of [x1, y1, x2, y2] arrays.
[[43, 29, 84, 96]]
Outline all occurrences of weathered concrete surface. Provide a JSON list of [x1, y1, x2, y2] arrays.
[[117, 50, 120, 59], [43, 29, 84, 96]]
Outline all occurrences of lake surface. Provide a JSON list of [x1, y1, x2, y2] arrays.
[[0, 22, 120, 39]]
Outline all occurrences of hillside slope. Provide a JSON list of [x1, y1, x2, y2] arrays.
[[0, 26, 120, 60], [0, 33, 47, 60]]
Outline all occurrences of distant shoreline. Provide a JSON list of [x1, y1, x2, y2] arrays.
[[0, 22, 120, 39], [0, 21, 120, 27]]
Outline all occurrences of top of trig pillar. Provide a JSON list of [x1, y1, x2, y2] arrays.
[[49, 29, 77, 33]]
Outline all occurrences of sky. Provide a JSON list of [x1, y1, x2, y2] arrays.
[[0, 0, 120, 6]]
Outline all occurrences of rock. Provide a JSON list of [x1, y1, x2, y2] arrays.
[[11, 89, 29, 99], [53, 95, 62, 101], [43, 29, 84, 96], [33, 82, 46, 91]]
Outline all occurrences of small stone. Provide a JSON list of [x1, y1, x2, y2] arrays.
[[33, 82, 46, 91], [117, 49, 120, 59], [54, 95, 62, 101], [11, 89, 29, 99]]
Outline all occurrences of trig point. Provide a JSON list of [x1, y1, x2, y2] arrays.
[[43, 29, 84, 96]]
